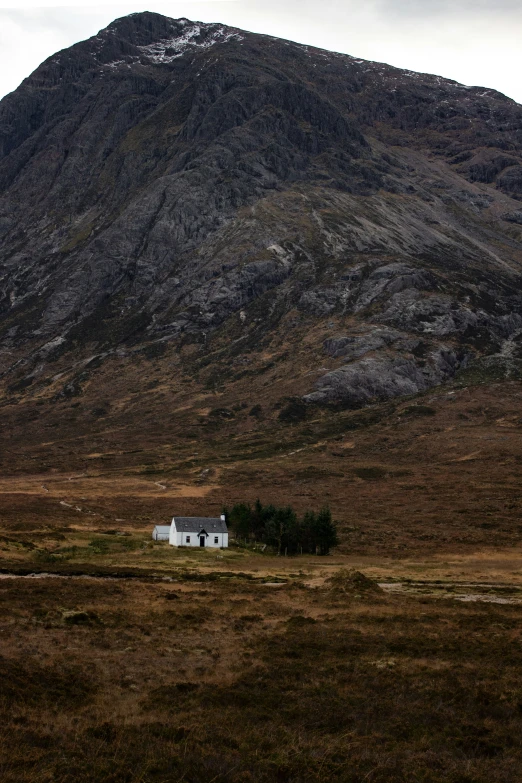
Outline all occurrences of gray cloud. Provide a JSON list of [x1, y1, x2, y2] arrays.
[[1, 8, 103, 33], [0, 1, 520, 104], [374, 0, 522, 14]]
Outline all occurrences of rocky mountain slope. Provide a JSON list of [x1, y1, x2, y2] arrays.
[[1, 10, 522, 412]]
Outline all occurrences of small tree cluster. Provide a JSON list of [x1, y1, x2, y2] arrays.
[[223, 499, 339, 555]]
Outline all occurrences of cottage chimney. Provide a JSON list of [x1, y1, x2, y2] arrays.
[[220, 514, 226, 521]]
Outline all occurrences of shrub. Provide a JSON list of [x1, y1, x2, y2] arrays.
[[278, 398, 307, 423], [402, 405, 437, 417], [62, 610, 99, 626], [354, 466, 387, 480], [0, 654, 95, 708], [209, 408, 235, 419], [326, 569, 383, 594]]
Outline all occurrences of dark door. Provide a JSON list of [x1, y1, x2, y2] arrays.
[[199, 535, 205, 547]]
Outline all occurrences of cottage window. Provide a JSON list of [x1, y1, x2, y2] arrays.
[[214, 536, 219, 544], [186, 536, 190, 543]]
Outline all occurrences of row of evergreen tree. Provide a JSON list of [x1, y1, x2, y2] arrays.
[[223, 500, 339, 555]]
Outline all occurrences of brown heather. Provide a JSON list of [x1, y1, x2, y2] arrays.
[[2, 567, 522, 782], [2, 369, 522, 779], [2, 15, 522, 778]]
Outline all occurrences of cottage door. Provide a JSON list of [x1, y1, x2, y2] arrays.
[[199, 535, 205, 547]]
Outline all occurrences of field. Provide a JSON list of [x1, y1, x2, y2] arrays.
[[3, 548, 522, 783], [2, 375, 522, 781]]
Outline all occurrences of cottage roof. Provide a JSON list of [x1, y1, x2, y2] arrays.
[[172, 516, 228, 533], [153, 526, 171, 534]]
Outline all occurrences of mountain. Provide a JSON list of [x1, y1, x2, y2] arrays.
[[1, 10, 522, 421]]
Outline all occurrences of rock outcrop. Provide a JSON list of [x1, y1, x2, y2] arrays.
[[1, 11, 522, 407]]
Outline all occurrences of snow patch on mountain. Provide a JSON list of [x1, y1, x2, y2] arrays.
[[138, 23, 244, 64]]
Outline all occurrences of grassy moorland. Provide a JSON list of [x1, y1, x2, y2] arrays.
[[2, 375, 522, 781], [2, 556, 522, 783]]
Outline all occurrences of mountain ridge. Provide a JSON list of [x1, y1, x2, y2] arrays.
[[1, 11, 522, 416]]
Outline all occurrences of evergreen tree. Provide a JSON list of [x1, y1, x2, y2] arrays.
[[251, 498, 276, 541], [281, 506, 300, 555], [312, 507, 339, 555], [265, 506, 297, 554], [225, 500, 339, 555], [228, 502, 252, 541], [301, 511, 318, 554]]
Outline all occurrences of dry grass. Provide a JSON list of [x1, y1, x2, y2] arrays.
[[2, 568, 522, 782], [3, 353, 522, 779], [2, 368, 522, 558]]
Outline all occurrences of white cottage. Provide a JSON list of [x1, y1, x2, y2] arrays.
[[169, 515, 228, 548]]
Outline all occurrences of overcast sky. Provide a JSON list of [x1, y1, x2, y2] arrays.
[[0, 1, 521, 104]]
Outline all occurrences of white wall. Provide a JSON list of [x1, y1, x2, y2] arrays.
[[153, 529, 169, 541], [169, 522, 228, 548]]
